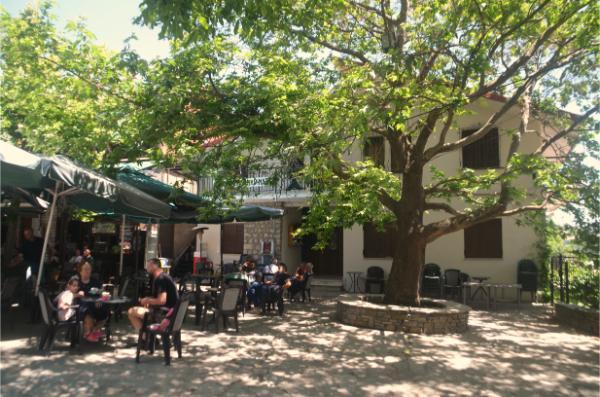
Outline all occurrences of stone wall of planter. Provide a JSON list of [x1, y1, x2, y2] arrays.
[[555, 303, 599, 336], [336, 294, 470, 334]]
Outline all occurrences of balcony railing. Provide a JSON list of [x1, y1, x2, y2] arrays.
[[196, 174, 310, 197]]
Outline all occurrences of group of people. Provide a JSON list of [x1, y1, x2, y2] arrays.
[[243, 260, 313, 313], [55, 257, 179, 343], [50, 254, 311, 345], [55, 260, 108, 341]]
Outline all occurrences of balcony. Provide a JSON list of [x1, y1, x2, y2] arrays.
[[196, 173, 311, 202]]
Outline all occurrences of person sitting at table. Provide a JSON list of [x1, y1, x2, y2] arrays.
[[288, 262, 309, 299], [260, 263, 288, 314], [55, 276, 79, 322], [241, 258, 255, 273], [127, 257, 179, 332], [77, 260, 109, 342], [264, 258, 279, 275], [246, 272, 263, 309]]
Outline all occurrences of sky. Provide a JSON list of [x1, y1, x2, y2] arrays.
[[2, 0, 170, 60]]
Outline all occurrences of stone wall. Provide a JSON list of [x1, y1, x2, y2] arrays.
[[244, 219, 282, 258], [555, 303, 599, 336], [336, 294, 470, 334]]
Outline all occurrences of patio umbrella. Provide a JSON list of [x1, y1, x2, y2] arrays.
[[0, 141, 172, 293]]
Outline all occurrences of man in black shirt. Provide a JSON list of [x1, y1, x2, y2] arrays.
[[19, 228, 43, 277], [127, 258, 179, 331]]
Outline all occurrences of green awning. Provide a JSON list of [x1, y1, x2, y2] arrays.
[[116, 165, 207, 208], [0, 141, 171, 220], [198, 205, 284, 223], [115, 165, 283, 224]]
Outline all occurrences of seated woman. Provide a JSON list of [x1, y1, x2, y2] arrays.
[[77, 260, 109, 342], [241, 259, 257, 282], [288, 262, 307, 299]]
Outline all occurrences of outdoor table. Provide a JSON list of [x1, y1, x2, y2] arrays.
[[223, 272, 250, 284], [78, 296, 131, 343], [462, 282, 492, 309], [469, 277, 491, 302], [188, 273, 216, 290], [80, 296, 130, 305], [488, 283, 522, 310], [346, 271, 362, 293]]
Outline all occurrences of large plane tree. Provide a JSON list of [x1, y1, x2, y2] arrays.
[[134, 0, 598, 305]]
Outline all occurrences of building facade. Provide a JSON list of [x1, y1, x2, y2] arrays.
[[189, 96, 561, 292]]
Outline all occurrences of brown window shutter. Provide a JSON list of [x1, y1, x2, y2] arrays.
[[364, 137, 385, 167], [363, 223, 393, 258], [464, 218, 502, 258], [222, 223, 244, 254], [462, 128, 500, 169]]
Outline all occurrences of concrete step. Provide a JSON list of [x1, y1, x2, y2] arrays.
[[311, 277, 343, 288]]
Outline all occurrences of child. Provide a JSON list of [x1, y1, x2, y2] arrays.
[[55, 276, 79, 321]]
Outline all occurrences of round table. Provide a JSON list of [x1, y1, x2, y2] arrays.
[[78, 296, 131, 344]]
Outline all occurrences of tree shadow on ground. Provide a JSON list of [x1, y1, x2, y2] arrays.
[[1, 300, 598, 397]]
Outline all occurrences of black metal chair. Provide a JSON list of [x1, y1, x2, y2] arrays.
[[517, 259, 538, 302], [38, 290, 81, 352], [365, 266, 385, 293], [421, 263, 442, 297], [112, 277, 130, 323], [136, 295, 190, 365], [224, 278, 247, 316], [1, 276, 22, 312], [443, 269, 462, 300], [201, 287, 241, 333]]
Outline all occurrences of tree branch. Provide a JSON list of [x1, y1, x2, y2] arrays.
[[468, 2, 589, 101], [424, 202, 460, 215], [535, 105, 599, 155], [290, 28, 370, 64]]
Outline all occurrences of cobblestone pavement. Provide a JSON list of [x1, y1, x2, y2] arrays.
[[1, 300, 598, 396]]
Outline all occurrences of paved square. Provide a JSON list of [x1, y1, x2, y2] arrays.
[[1, 300, 598, 396]]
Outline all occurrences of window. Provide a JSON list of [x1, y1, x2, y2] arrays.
[[363, 223, 394, 258], [462, 128, 500, 169], [222, 223, 244, 254], [364, 137, 385, 167], [464, 218, 503, 258]]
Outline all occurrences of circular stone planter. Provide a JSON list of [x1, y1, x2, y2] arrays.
[[336, 294, 470, 334]]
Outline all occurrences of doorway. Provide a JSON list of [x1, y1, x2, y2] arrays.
[[300, 227, 343, 276]]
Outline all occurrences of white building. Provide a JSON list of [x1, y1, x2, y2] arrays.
[[186, 95, 565, 291]]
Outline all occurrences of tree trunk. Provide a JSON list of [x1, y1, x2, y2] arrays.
[[383, 161, 426, 306], [384, 232, 426, 306]]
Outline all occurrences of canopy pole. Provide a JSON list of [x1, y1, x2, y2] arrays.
[[119, 215, 126, 277], [220, 223, 224, 278], [35, 182, 61, 296]]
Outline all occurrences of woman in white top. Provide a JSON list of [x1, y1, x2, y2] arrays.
[[55, 276, 79, 321]]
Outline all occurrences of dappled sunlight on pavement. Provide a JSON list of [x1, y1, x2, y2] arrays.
[[1, 301, 598, 396]]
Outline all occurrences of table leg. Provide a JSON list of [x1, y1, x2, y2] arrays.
[[486, 286, 490, 310], [462, 286, 467, 305], [517, 287, 521, 310], [493, 287, 497, 310]]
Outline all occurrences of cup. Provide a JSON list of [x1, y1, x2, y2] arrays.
[[101, 292, 110, 301]]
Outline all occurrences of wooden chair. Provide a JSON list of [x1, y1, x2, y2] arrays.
[[38, 290, 81, 352], [136, 295, 190, 366]]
